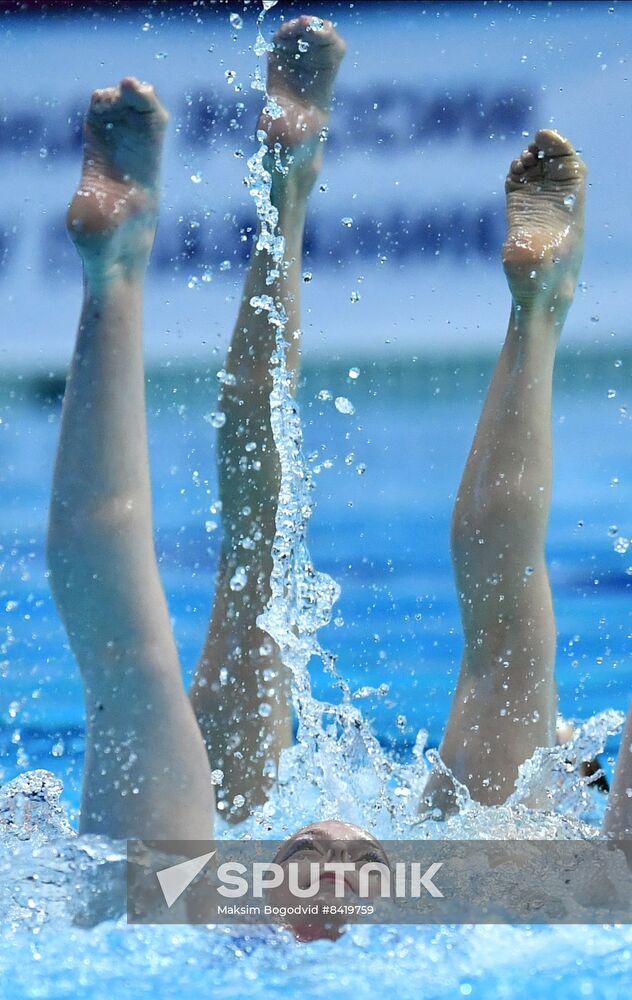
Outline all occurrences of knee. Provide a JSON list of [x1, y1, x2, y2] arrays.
[[46, 494, 140, 578], [450, 496, 502, 560], [451, 484, 545, 558]]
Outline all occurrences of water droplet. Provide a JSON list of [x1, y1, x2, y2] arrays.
[[142, 21, 152, 32], [341, 216, 354, 228], [229, 567, 248, 592], [302, 271, 313, 282], [563, 193, 576, 208], [298, 39, 309, 53], [317, 389, 332, 401], [608, 525, 619, 536], [335, 396, 355, 415], [608, 389, 617, 399], [356, 463, 366, 476], [258, 703, 272, 718], [307, 16, 325, 31], [262, 0, 278, 10], [524, 566, 535, 576], [590, 316, 600, 323], [190, 172, 202, 184], [350, 291, 361, 303], [615, 537, 630, 554], [39, 147, 48, 159], [219, 259, 232, 271], [211, 769, 224, 785], [205, 411, 226, 429], [232, 794, 246, 808], [155, 51, 167, 60], [225, 69, 237, 84], [348, 367, 360, 379], [229, 12, 243, 29], [614, 358, 623, 368]]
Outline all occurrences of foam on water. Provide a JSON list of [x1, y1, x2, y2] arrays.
[[1, 753, 631, 1000], [1, 4, 631, 996]]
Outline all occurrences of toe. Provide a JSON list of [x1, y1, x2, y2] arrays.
[[534, 128, 575, 158], [275, 15, 311, 40], [534, 128, 587, 182], [521, 149, 537, 169], [510, 157, 526, 176], [120, 77, 156, 112], [306, 16, 336, 41], [275, 14, 344, 52], [307, 17, 345, 53], [90, 87, 117, 114]]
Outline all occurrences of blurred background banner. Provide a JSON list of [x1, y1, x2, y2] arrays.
[[0, 0, 629, 372]]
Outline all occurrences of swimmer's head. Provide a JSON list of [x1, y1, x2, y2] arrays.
[[270, 820, 390, 942]]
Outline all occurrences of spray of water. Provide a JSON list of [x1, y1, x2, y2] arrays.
[[1, 4, 625, 923], [236, 2, 626, 840], [241, 2, 433, 836]]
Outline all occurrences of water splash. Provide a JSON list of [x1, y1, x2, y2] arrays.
[[1, 0, 629, 965], [243, 2, 430, 836], [0, 11, 630, 1000], [233, 2, 628, 842]]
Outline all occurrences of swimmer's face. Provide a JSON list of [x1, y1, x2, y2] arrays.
[[270, 820, 390, 942]]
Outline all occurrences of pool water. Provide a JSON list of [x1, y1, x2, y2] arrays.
[[1, 351, 631, 998]]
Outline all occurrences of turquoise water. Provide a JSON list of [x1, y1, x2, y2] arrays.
[[1, 353, 631, 998], [2, 0, 632, 994], [2, 354, 631, 780]]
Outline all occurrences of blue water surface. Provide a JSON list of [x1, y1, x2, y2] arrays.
[[1, 351, 631, 999], [2, 351, 630, 803]]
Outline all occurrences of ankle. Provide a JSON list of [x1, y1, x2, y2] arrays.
[[270, 167, 316, 213], [83, 264, 145, 302], [510, 295, 571, 335]]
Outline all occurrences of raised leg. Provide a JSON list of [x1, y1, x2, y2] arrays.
[[190, 17, 346, 820], [425, 130, 586, 811], [47, 79, 214, 840], [603, 702, 632, 839]]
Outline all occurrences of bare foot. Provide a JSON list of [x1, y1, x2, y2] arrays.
[[67, 77, 168, 279], [502, 129, 586, 312], [259, 15, 346, 194]]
